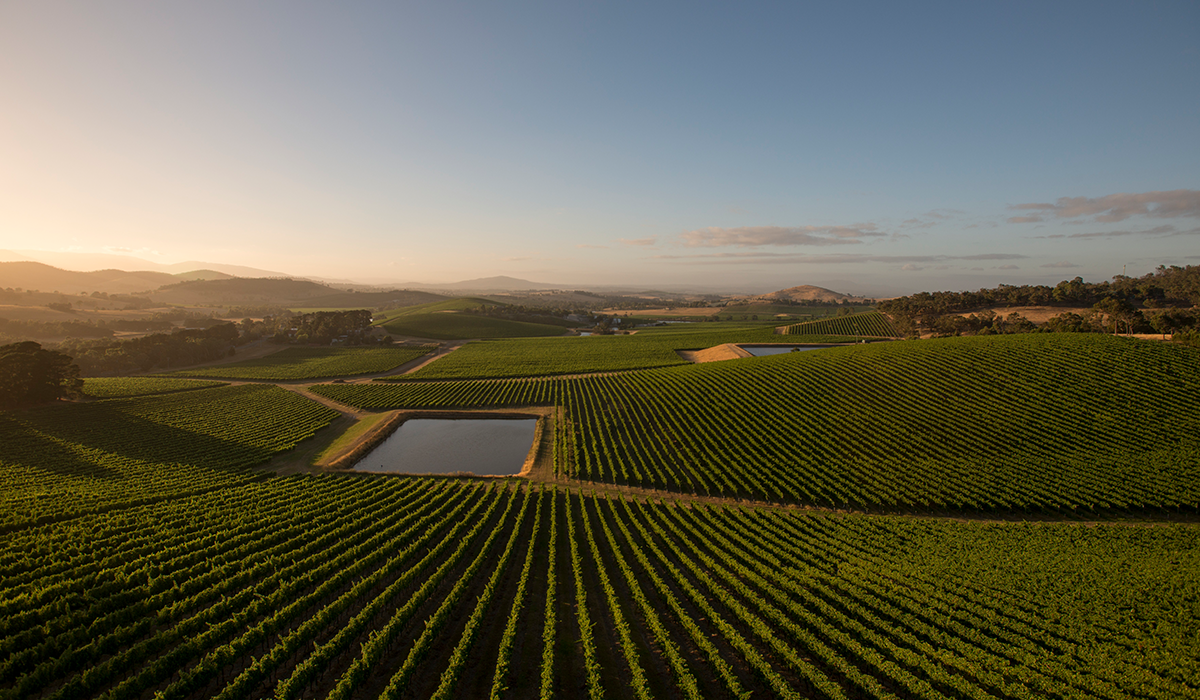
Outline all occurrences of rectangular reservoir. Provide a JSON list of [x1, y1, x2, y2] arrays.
[[360, 418, 538, 476]]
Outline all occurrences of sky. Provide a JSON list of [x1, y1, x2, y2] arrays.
[[1, 1, 1198, 296]]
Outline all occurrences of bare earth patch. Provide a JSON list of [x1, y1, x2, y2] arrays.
[[678, 343, 753, 363], [954, 306, 1091, 323]]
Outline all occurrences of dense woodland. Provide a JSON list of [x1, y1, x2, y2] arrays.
[[879, 265, 1200, 338], [0, 341, 82, 408], [57, 324, 242, 376]]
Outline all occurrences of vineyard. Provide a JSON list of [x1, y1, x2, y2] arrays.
[[0, 384, 337, 532], [81, 377, 227, 399], [163, 346, 433, 381], [317, 333, 1200, 512], [3, 328, 1199, 699], [1, 481, 1196, 700], [397, 325, 855, 380], [780, 311, 899, 337]]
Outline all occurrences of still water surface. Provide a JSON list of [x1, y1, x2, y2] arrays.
[[740, 345, 831, 356], [363, 418, 538, 475]]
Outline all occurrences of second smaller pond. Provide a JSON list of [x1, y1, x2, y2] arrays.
[[361, 418, 538, 476], [739, 344, 835, 357]]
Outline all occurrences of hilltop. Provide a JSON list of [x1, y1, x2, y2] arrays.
[[0, 261, 181, 295], [740, 284, 872, 304]]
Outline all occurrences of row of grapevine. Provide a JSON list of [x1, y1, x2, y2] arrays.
[[313, 376, 559, 410], [163, 346, 433, 380], [1, 470, 1197, 700], [317, 333, 1200, 512], [0, 385, 338, 532], [80, 377, 226, 398], [399, 325, 793, 380], [781, 310, 899, 337]]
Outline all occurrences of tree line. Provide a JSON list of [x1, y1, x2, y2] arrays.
[[879, 265, 1200, 340], [57, 324, 242, 376]]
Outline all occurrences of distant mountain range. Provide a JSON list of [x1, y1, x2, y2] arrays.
[[0, 250, 289, 279], [415, 275, 567, 292], [0, 261, 232, 295], [0, 250, 874, 300]]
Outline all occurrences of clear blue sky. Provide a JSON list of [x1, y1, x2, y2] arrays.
[[1, 1, 1197, 295]]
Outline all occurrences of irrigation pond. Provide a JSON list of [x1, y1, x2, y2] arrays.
[[358, 417, 538, 475]]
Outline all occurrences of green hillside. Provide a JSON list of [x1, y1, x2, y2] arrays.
[[782, 310, 899, 337], [400, 324, 847, 379], [372, 297, 502, 320], [81, 376, 227, 398], [3, 331, 1198, 697], [320, 333, 1200, 511], [379, 297, 576, 340], [162, 346, 434, 380]]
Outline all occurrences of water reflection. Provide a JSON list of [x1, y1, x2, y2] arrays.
[[362, 418, 537, 475]]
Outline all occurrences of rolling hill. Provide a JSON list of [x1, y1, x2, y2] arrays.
[[376, 297, 574, 339], [0, 261, 179, 295]]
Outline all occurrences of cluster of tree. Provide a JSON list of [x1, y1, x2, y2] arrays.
[[0, 341, 82, 409], [0, 318, 116, 341], [57, 324, 240, 376], [919, 303, 1200, 340], [925, 311, 1039, 337], [253, 310, 376, 345], [881, 266, 1200, 337], [0, 311, 230, 344], [81, 291, 159, 309], [225, 305, 292, 319]]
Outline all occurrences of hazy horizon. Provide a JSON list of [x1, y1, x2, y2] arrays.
[[2, 2, 1197, 297]]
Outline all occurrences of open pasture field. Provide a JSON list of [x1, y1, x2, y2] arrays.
[[320, 333, 1200, 512], [162, 346, 433, 381], [371, 297, 574, 341], [380, 312, 571, 340], [371, 297, 503, 322]]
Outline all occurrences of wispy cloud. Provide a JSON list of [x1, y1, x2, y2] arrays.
[[901, 264, 924, 271], [1033, 224, 1197, 240], [997, 264, 1020, 270], [960, 253, 1028, 260], [678, 224, 885, 248], [576, 244, 608, 249], [1007, 215, 1044, 224], [104, 246, 162, 257], [901, 209, 963, 229], [1011, 190, 1200, 223], [650, 252, 1027, 266], [618, 237, 657, 247], [1041, 261, 1081, 269]]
